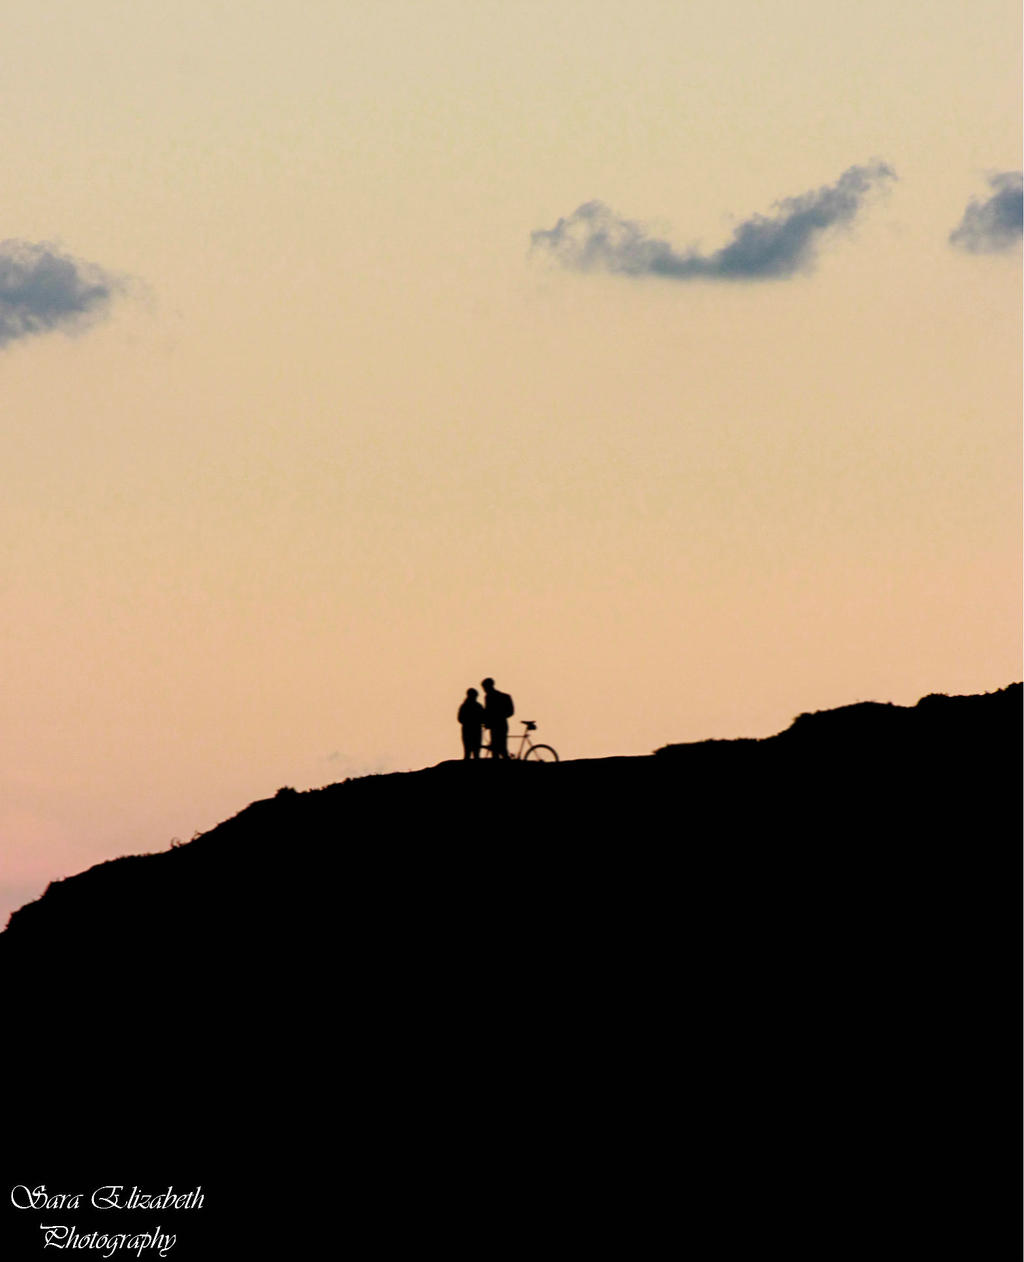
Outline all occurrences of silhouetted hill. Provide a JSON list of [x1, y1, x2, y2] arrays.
[[2, 684, 1020, 1256]]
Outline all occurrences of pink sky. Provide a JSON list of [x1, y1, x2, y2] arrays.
[[2, 0, 1020, 927]]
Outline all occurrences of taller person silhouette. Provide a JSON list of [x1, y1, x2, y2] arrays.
[[481, 677, 515, 759]]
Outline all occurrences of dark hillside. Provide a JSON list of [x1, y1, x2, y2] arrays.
[[2, 683, 1020, 1255]]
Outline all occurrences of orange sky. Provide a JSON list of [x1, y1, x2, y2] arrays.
[[1, 0, 1020, 926]]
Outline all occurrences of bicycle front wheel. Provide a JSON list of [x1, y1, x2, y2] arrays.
[[524, 744, 559, 763]]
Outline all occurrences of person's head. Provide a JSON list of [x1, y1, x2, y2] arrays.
[[466, 687, 478, 698], [481, 677, 495, 692]]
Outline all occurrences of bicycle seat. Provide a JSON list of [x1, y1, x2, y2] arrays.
[[523, 721, 537, 731]]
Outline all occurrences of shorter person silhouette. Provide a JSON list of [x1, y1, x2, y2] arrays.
[[457, 687, 485, 760]]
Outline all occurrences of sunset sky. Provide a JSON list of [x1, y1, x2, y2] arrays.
[[2, 0, 1020, 924]]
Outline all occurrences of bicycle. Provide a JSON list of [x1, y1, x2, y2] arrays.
[[482, 720, 559, 762]]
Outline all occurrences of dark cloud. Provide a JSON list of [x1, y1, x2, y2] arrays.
[[949, 172, 1023, 253], [0, 240, 126, 347], [531, 162, 896, 281]]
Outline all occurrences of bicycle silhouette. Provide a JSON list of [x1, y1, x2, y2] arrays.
[[482, 720, 559, 762]]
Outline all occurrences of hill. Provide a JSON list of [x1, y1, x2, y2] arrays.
[[2, 683, 1020, 1256]]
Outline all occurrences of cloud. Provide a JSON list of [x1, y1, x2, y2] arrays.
[[949, 172, 1023, 253], [531, 162, 896, 281], [0, 239, 127, 347]]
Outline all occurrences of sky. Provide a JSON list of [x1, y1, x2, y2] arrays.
[[1, 0, 1021, 925]]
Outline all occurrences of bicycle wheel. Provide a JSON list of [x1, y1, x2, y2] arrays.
[[524, 743, 559, 762]]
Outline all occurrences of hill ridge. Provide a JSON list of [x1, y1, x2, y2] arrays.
[[3, 681, 1019, 941], [2, 681, 1019, 1253]]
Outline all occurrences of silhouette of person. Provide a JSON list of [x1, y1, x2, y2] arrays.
[[481, 677, 514, 759], [458, 687, 485, 760]]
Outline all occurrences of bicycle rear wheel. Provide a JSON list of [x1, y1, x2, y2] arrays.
[[524, 743, 558, 762]]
